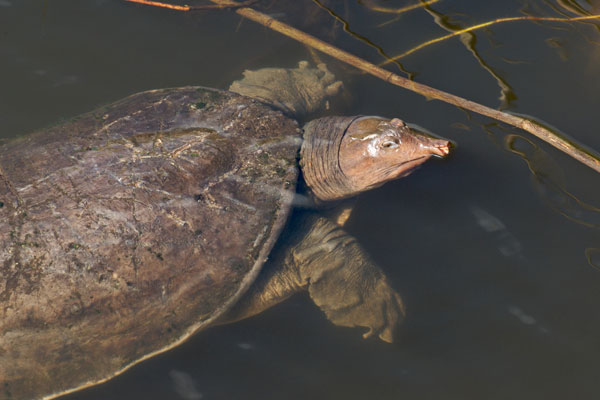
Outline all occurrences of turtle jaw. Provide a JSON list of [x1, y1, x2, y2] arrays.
[[385, 147, 447, 179], [361, 152, 445, 193], [386, 156, 428, 180], [430, 140, 452, 158], [387, 137, 452, 179]]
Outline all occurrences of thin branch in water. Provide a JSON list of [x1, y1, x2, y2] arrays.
[[381, 13, 600, 64], [125, 0, 189, 10], [521, 5, 573, 32]]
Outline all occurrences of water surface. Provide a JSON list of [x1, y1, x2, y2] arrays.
[[2, 0, 600, 399]]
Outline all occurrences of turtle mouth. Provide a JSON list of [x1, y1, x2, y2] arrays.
[[430, 141, 452, 158], [366, 156, 428, 189], [405, 123, 453, 159], [390, 156, 428, 179], [413, 137, 452, 159]]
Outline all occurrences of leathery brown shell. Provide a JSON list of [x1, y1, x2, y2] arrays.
[[0, 87, 300, 399]]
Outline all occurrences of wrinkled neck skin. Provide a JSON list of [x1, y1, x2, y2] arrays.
[[300, 116, 359, 203], [301, 116, 451, 202]]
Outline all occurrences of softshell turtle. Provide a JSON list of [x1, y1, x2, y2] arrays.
[[0, 62, 451, 400]]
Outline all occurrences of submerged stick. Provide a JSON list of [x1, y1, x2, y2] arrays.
[[126, 0, 600, 173]]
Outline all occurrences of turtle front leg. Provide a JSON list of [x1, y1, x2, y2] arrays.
[[291, 215, 405, 342], [218, 214, 405, 343]]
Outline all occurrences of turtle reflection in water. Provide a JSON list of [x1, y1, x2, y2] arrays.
[[0, 62, 451, 399]]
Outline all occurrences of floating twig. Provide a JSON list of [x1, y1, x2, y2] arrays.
[[125, 0, 257, 11]]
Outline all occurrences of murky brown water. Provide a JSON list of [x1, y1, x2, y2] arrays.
[[2, 0, 600, 399]]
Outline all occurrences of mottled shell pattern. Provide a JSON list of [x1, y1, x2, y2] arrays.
[[0, 87, 299, 399]]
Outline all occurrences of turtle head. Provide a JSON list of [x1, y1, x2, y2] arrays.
[[339, 116, 451, 193], [300, 116, 451, 202]]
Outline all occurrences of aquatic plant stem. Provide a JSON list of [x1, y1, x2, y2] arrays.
[[382, 13, 600, 63], [125, 0, 600, 173]]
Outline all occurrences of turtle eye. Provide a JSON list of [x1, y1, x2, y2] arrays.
[[381, 137, 400, 149]]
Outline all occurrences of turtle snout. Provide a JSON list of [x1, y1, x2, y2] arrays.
[[410, 133, 453, 159], [429, 139, 452, 158]]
